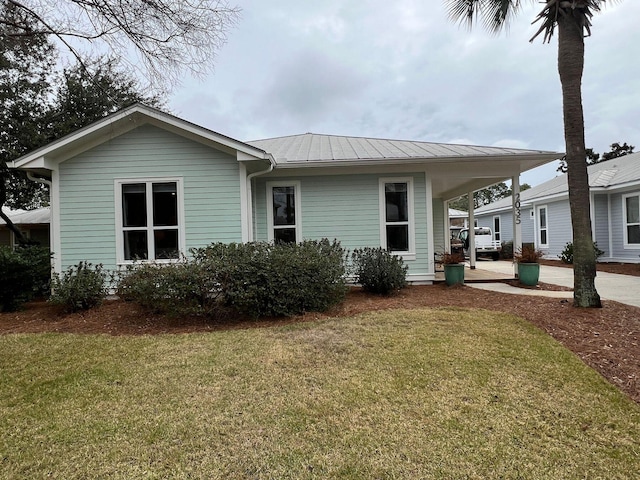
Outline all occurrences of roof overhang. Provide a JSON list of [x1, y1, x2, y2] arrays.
[[11, 104, 274, 175], [272, 151, 560, 199]]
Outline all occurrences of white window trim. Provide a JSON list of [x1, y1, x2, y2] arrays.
[[622, 192, 640, 249], [493, 215, 501, 242], [379, 177, 416, 261], [114, 177, 185, 265], [266, 181, 302, 242], [537, 205, 549, 248]]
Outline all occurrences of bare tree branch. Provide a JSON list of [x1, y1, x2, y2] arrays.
[[2, 0, 241, 87]]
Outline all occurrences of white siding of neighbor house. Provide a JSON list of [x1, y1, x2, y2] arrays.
[[531, 200, 572, 258], [254, 172, 431, 279], [593, 194, 610, 258], [610, 189, 640, 262], [58, 124, 242, 271]]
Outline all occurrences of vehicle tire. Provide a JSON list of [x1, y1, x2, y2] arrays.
[[492, 253, 500, 261]]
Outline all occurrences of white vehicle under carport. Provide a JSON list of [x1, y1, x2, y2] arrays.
[[454, 227, 501, 261]]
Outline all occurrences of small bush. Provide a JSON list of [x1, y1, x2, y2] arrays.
[[193, 239, 348, 318], [50, 261, 108, 313], [351, 247, 408, 295], [116, 260, 222, 317], [0, 245, 52, 312], [500, 241, 514, 259], [514, 245, 545, 264], [439, 251, 465, 265], [558, 241, 605, 264]]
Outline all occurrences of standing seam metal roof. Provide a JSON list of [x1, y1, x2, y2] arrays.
[[247, 133, 555, 163]]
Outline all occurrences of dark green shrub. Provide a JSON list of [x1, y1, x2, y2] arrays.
[[0, 245, 52, 311], [351, 247, 408, 295], [50, 261, 108, 312], [500, 241, 514, 259], [558, 241, 605, 264], [193, 239, 348, 318], [116, 260, 222, 317]]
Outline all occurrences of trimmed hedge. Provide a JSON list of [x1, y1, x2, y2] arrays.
[[192, 239, 348, 318], [50, 261, 108, 313], [116, 260, 222, 317], [351, 247, 408, 295]]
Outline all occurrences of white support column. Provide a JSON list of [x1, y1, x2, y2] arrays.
[[425, 173, 435, 275], [468, 192, 476, 269], [512, 175, 522, 278], [444, 200, 451, 253]]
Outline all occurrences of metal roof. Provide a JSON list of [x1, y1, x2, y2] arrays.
[[0, 207, 50, 225], [247, 133, 556, 164]]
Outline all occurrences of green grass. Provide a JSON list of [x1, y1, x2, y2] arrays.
[[1, 308, 639, 479]]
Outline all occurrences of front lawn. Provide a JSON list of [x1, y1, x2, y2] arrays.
[[1, 308, 638, 479]]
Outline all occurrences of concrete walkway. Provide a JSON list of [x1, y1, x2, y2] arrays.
[[470, 260, 640, 308]]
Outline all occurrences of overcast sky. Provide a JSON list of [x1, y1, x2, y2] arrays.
[[169, 0, 640, 187]]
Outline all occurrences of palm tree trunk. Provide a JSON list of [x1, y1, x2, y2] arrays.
[[557, 12, 601, 308]]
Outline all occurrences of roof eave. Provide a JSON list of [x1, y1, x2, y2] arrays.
[[12, 104, 272, 171]]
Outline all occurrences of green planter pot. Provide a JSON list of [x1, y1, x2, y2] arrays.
[[444, 263, 465, 286], [518, 262, 540, 286]]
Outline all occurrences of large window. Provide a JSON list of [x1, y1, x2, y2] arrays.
[[380, 178, 414, 256], [116, 178, 183, 262], [623, 194, 640, 247], [267, 182, 301, 243], [537, 205, 548, 248]]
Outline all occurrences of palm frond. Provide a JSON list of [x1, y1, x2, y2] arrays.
[[530, 0, 606, 43], [445, 0, 524, 32]]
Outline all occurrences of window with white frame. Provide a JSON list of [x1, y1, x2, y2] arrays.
[[267, 182, 301, 243], [380, 178, 414, 255], [116, 178, 183, 262], [623, 193, 640, 246], [493, 216, 501, 242], [537, 205, 548, 247]]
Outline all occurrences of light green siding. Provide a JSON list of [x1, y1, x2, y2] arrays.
[[254, 173, 431, 277], [58, 124, 242, 271], [432, 198, 445, 254]]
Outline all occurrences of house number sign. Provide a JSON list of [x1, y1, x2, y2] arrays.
[[514, 193, 521, 225]]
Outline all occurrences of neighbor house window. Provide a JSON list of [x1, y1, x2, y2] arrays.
[[116, 178, 184, 263], [267, 181, 301, 243], [623, 193, 640, 247], [493, 216, 501, 242], [379, 178, 415, 257], [537, 205, 548, 248]]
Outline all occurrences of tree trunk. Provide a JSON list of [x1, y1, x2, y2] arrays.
[[557, 12, 601, 308]]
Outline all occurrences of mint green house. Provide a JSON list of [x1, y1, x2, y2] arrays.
[[12, 104, 558, 283]]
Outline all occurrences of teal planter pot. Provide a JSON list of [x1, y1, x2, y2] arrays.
[[444, 263, 465, 286], [518, 263, 540, 286]]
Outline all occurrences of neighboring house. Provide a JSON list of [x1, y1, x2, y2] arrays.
[[475, 152, 640, 263], [0, 207, 50, 248], [11, 104, 558, 283], [448, 208, 469, 228]]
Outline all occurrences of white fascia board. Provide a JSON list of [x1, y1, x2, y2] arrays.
[[13, 106, 144, 169], [14, 104, 273, 170], [273, 155, 555, 170], [137, 109, 271, 161], [591, 179, 640, 193]]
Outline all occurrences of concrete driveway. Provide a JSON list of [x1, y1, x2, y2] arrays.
[[475, 260, 640, 308]]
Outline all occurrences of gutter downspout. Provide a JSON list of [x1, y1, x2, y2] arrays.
[[246, 157, 275, 241]]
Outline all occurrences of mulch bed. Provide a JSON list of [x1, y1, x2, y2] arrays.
[[2, 284, 639, 404], [540, 258, 640, 277]]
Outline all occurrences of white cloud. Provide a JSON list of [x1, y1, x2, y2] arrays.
[[169, 0, 640, 186]]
